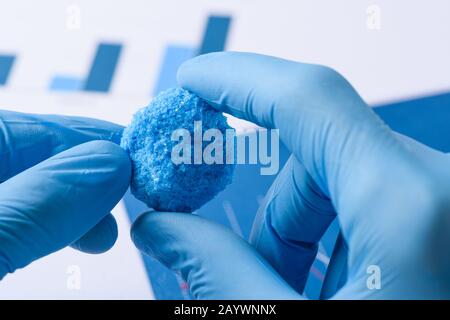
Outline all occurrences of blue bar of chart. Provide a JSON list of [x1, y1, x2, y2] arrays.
[[152, 15, 232, 95], [0, 55, 16, 86], [199, 16, 231, 55], [49, 76, 83, 91], [84, 43, 122, 92], [49, 43, 122, 93]]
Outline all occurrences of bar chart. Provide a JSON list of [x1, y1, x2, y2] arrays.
[[49, 43, 122, 93], [47, 15, 230, 96], [153, 15, 231, 95]]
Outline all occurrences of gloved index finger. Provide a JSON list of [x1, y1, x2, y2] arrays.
[[0, 140, 130, 279], [0, 110, 124, 182]]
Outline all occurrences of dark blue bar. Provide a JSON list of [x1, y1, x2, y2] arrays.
[[199, 16, 231, 54], [84, 43, 122, 92], [0, 55, 15, 86]]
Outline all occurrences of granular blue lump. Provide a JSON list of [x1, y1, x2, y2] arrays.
[[121, 88, 235, 213]]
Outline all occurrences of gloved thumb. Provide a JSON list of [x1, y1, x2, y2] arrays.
[[0, 140, 130, 279], [131, 211, 302, 300]]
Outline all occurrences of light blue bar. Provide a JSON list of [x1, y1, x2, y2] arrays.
[[49, 76, 84, 91], [153, 45, 195, 96]]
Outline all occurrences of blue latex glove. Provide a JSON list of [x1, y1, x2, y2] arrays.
[[131, 52, 450, 299], [0, 110, 130, 280]]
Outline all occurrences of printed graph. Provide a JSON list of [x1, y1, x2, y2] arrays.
[[49, 43, 122, 93], [47, 15, 230, 96], [153, 15, 231, 95]]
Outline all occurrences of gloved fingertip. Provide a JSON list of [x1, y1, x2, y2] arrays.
[[71, 214, 118, 254], [130, 211, 161, 256], [85, 139, 130, 163], [82, 140, 132, 184], [130, 211, 302, 299], [177, 52, 225, 89]]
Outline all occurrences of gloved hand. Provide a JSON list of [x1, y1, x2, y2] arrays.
[[131, 52, 450, 299], [0, 110, 130, 280]]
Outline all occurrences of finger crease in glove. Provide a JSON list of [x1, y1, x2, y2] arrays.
[[121, 88, 235, 212]]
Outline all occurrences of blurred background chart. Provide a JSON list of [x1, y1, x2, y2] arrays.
[[0, 0, 449, 299]]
